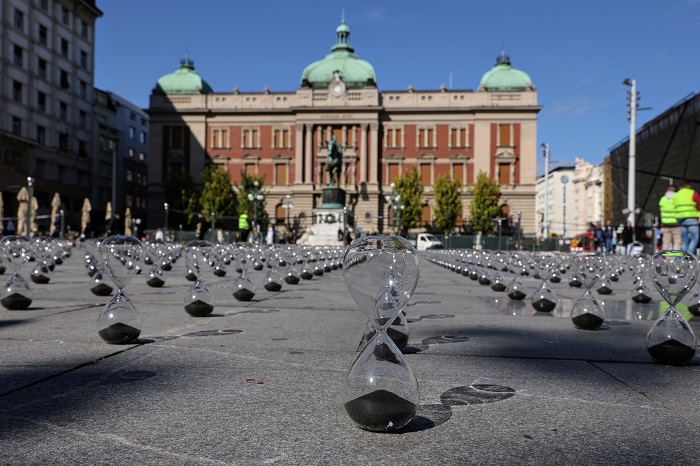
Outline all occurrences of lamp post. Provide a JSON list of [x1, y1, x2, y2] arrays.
[[623, 78, 637, 234], [26, 176, 33, 238], [111, 141, 117, 223], [163, 203, 169, 240], [282, 194, 294, 238], [541, 143, 550, 239], [248, 180, 264, 244]]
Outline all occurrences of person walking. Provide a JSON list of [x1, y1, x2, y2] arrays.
[[659, 185, 681, 250], [603, 220, 616, 254], [672, 181, 700, 255], [621, 221, 634, 255], [238, 210, 250, 243], [195, 213, 209, 241], [593, 222, 605, 254]]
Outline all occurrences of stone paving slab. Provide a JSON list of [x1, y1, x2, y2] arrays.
[[1, 248, 700, 465]]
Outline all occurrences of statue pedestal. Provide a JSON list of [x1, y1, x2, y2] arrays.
[[321, 186, 345, 209]]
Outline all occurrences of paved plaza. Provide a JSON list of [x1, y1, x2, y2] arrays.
[[1, 244, 700, 465]]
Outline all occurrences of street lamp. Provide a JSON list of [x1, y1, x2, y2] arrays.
[[248, 180, 264, 244], [282, 194, 294, 237], [623, 78, 637, 232], [26, 176, 33, 238], [541, 143, 550, 239], [163, 203, 169, 239]]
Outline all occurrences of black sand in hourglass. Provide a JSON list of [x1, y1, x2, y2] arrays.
[[572, 312, 605, 330], [185, 270, 197, 281], [507, 289, 527, 300], [98, 322, 141, 344], [632, 287, 652, 303], [532, 295, 556, 312], [568, 276, 582, 287], [344, 389, 417, 432], [264, 280, 282, 292], [1, 293, 32, 310], [690, 303, 700, 317], [147, 275, 165, 287], [284, 272, 300, 285], [30, 264, 51, 284], [233, 287, 255, 301], [91, 282, 113, 296], [184, 299, 214, 317], [648, 339, 696, 365]]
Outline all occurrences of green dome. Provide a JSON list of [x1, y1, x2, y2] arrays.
[[479, 52, 534, 92], [301, 18, 376, 89], [154, 58, 213, 95]]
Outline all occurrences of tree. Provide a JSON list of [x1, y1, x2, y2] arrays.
[[433, 174, 462, 235], [199, 165, 237, 229], [469, 171, 501, 234], [162, 172, 199, 228], [393, 166, 423, 231], [234, 171, 268, 224]]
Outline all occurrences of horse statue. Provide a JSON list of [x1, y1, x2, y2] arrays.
[[325, 135, 343, 186]]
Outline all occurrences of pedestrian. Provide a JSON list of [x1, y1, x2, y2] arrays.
[[603, 220, 616, 254], [6, 220, 15, 235], [266, 225, 274, 245], [155, 228, 164, 241], [659, 185, 681, 250], [621, 221, 634, 255], [195, 213, 209, 241], [593, 222, 605, 254], [672, 181, 700, 255], [106, 213, 122, 236], [238, 210, 250, 243]]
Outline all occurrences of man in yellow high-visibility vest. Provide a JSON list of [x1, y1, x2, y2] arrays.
[[672, 181, 700, 255], [659, 185, 681, 250]]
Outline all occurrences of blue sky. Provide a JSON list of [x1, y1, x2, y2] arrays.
[[95, 0, 700, 173]]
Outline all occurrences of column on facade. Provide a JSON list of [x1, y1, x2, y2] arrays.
[[369, 123, 378, 184], [295, 124, 303, 184], [304, 124, 313, 183], [359, 123, 368, 183]]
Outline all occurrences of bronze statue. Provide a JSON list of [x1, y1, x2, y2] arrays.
[[325, 135, 343, 186]]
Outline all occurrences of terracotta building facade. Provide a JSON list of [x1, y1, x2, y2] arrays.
[[147, 18, 541, 237]]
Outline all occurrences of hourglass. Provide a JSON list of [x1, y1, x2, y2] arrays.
[[531, 254, 557, 313], [263, 247, 283, 292], [570, 253, 605, 330], [283, 248, 301, 285], [146, 240, 166, 288], [183, 240, 216, 317], [97, 235, 143, 344], [0, 235, 33, 310], [232, 247, 256, 301], [342, 235, 420, 432], [506, 253, 529, 300], [647, 250, 698, 365]]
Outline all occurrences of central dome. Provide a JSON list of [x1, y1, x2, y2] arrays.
[[479, 52, 534, 92], [153, 58, 213, 95], [300, 17, 376, 89]]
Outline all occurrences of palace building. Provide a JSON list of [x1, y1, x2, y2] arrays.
[[146, 17, 541, 236]]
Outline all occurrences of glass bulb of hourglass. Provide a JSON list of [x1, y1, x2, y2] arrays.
[[647, 250, 698, 364], [97, 235, 143, 344], [342, 235, 420, 432], [183, 240, 215, 316], [0, 235, 34, 310], [263, 248, 283, 292], [146, 240, 166, 288], [531, 254, 557, 313], [571, 253, 605, 330], [283, 249, 301, 285]]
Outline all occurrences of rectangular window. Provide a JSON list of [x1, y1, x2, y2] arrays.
[[450, 128, 466, 147], [420, 164, 431, 184], [12, 117, 22, 136], [386, 128, 402, 148], [332, 127, 345, 146], [14, 9, 24, 30], [38, 58, 48, 79], [418, 128, 434, 148], [62, 6, 69, 25], [59, 101, 68, 120], [79, 51, 88, 69], [499, 124, 511, 147], [79, 80, 87, 98], [128, 148, 135, 157], [126, 169, 133, 182], [79, 110, 87, 128], [37, 91, 47, 112], [139, 131, 147, 144], [12, 81, 22, 102], [39, 0, 48, 11], [273, 129, 288, 148], [58, 133, 70, 151], [60, 39, 69, 58], [242, 128, 258, 149], [388, 164, 399, 184], [81, 20, 88, 38], [244, 163, 255, 176], [78, 140, 87, 157], [129, 127, 135, 139], [39, 25, 48, 45], [498, 164, 510, 185], [60, 69, 70, 88], [275, 164, 287, 185], [211, 128, 229, 149], [452, 163, 465, 184], [13, 45, 23, 66], [139, 152, 146, 162]]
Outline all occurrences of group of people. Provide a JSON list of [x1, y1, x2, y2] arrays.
[[659, 181, 700, 255], [592, 220, 634, 255]]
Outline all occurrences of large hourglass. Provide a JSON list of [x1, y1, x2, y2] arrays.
[[0, 235, 33, 310], [97, 235, 143, 344], [531, 254, 557, 312], [647, 250, 698, 365], [570, 253, 605, 330], [183, 240, 216, 316], [342, 235, 420, 432]]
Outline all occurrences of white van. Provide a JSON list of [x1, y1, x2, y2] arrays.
[[414, 233, 444, 251]]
